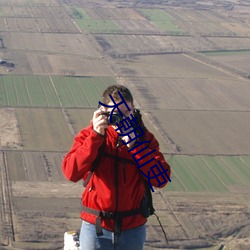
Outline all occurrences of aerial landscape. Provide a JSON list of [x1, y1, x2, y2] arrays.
[[0, 0, 250, 249]]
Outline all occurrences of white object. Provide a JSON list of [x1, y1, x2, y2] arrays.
[[64, 231, 80, 250]]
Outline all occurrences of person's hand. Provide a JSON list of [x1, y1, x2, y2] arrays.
[[122, 127, 137, 149], [92, 107, 108, 136]]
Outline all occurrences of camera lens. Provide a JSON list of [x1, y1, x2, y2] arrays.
[[108, 113, 123, 125]]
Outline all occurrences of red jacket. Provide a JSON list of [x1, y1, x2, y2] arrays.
[[62, 124, 171, 231]]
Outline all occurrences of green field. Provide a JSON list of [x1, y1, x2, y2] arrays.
[[202, 50, 250, 56], [71, 7, 90, 19], [164, 155, 250, 192], [75, 19, 119, 32], [138, 9, 183, 33], [70, 7, 119, 32], [0, 75, 115, 108]]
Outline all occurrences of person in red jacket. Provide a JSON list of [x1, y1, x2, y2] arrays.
[[62, 85, 171, 250]]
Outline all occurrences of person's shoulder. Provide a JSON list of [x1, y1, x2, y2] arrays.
[[76, 124, 93, 137], [143, 126, 159, 144]]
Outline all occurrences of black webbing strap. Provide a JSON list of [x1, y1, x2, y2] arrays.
[[82, 205, 142, 236]]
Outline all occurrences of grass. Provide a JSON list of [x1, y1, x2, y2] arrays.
[[38, 76, 61, 107], [202, 50, 250, 56], [25, 76, 48, 107], [75, 19, 118, 32], [0, 75, 115, 108], [166, 155, 250, 193], [51, 76, 76, 107], [13, 76, 31, 106], [138, 9, 183, 33], [3, 75, 18, 106], [0, 76, 8, 105], [71, 7, 90, 19], [138, 9, 173, 21], [70, 7, 119, 32]]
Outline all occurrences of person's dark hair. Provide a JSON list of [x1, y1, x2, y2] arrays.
[[102, 85, 133, 104]]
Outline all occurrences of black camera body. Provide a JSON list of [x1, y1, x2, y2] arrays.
[[102, 112, 123, 125], [100, 108, 142, 126]]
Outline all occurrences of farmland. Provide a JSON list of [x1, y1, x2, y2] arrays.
[[0, 75, 115, 107], [1, 0, 250, 250]]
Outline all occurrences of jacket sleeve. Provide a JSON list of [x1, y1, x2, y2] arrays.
[[128, 129, 171, 190], [62, 127, 105, 182]]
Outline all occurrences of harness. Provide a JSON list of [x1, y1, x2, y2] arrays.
[[82, 143, 154, 236], [81, 109, 168, 243]]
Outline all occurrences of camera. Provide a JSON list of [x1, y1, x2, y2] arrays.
[[102, 112, 123, 125]]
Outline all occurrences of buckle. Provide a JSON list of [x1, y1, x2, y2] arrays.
[[101, 211, 114, 219]]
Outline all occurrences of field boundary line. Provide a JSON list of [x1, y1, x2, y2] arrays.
[[70, 19, 83, 33], [239, 156, 250, 171], [220, 157, 245, 185], [63, 77, 78, 107], [0, 151, 15, 245], [183, 157, 208, 191], [75, 77, 91, 107], [37, 76, 49, 107], [49, 76, 62, 107], [22, 75, 32, 106], [159, 191, 190, 239], [48, 77, 75, 135], [184, 52, 250, 82], [168, 162, 187, 191], [200, 156, 228, 191]]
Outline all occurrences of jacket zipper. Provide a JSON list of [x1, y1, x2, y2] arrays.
[[122, 159, 126, 183], [114, 143, 120, 239], [115, 146, 119, 211]]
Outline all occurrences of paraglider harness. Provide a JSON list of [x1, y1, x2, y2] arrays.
[[81, 109, 168, 243]]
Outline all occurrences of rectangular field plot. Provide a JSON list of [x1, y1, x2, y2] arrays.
[[5, 151, 65, 182], [72, 7, 159, 33], [206, 37, 250, 52], [116, 53, 250, 110], [94, 34, 173, 55], [138, 9, 184, 34], [16, 108, 73, 151], [2, 15, 78, 33], [46, 54, 113, 76], [152, 110, 250, 155], [5, 0, 59, 6], [51, 76, 115, 108], [0, 108, 21, 149], [11, 185, 81, 246], [165, 155, 250, 193], [0, 75, 115, 108], [69, 7, 119, 33], [82, 7, 146, 21], [75, 19, 119, 33], [165, 8, 250, 36], [114, 53, 231, 79], [7, 33, 100, 57], [69, 7, 159, 34], [203, 50, 250, 73]]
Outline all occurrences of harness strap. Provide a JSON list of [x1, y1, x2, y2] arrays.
[[82, 205, 142, 236]]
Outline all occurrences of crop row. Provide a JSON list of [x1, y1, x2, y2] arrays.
[[165, 155, 250, 192], [0, 75, 115, 108]]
